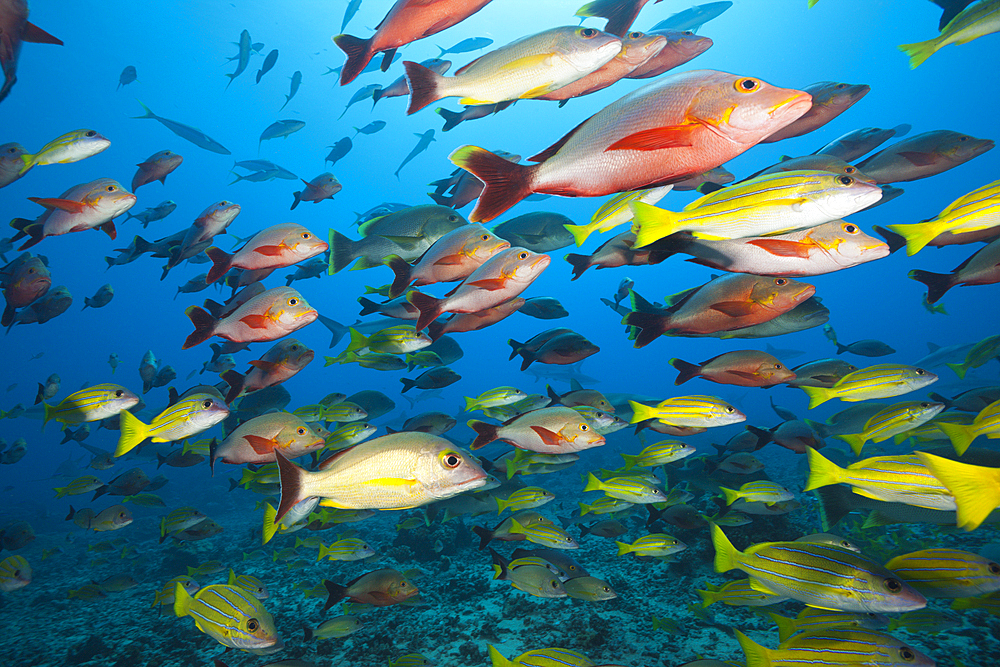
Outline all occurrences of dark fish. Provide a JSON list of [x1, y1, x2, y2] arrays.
[[812, 125, 912, 162], [256, 49, 278, 84], [0, 1, 62, 104], [519, 297, 568, 320], [835, 339, 896, 357], [325, 137, 352, 165], [354, 120, 387, 136], [132, 101, 230, 154], [117, 65, 137, 89], [259, 120, 305, 150], [436, 102, 512, 132], [493, 212, 575, 253], [281, 70, 302, 111], [651, 2, 733, 31], [437, 36, 493, 56], [226, 29, 252, 88], [856, 130, 994, 183], [395, 130, 435, 178], [909, 237, 1000, 303]]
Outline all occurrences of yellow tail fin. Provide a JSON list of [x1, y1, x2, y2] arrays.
[[173, 581, 194, 618], [917, 452, 1000, 531], [939, 421, 977, 456], [720, 487, 740, 505], [563, 222, 597, 247], [115, 410, 150, 457], [897, 38, 940, 69], [710, 523, 742, 573], [631, 201, 682, 249], [945, 362, 968, 379], [487, 645, 516, 667], [628, 400, 657, 424], [800, 385, 833, 409], [695, 588, 717, 608], [836, 433, 868, 456], [615, 541, 632, 556], [885, 221, 943, 255], [582, 472, 604, 493], [768, 612, 798, 643], [262, 503, 279, 545], [803, 447, 846, 492], [344, 327, 369, 354], [735, 629, 774, 667]]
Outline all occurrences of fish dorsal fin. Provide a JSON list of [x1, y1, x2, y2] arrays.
[[926, 342, 940, 352], [528, 114, 596, 163], [570, 379, 584, 392], [317, 445, 358, 471]]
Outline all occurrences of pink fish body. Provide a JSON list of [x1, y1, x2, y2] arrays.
[[407, 247, 550, 330], [537, 31, 667, 101], [386, 224, 510, 298], [469, 406, 606, 453], [451, 70, 812, 222], [183, 286, 317, 349], [210, 411, 325, 472], [222, 338, 314, 402], [625, 29, 712, 79], [131, 150, 184, 191], [206, 222, 329, 284], [12, 178, 136, 249]]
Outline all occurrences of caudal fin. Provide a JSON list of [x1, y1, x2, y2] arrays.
[[918, 452, 1000, 531], [622, 311, 669, 348], [115, 410, 150, 457], [898, 38, 939, 69], [407, 290, 444, 332], [938, 421, 977, 456], [274, 451, 307, 522], [909, 269, 953, 304], [631, 202, 682, 248], [404, 61, 446, 115], [322, 579, 349, 611], [221, 370, 245, 404], [885, 221, 941, 256], [205, 247, 233, 284], [385, 254, 413, 298], [669, 358, 701, 385], [564, 253, 593, 281], [436, 107, 464, 132], [803, 447, 845, 492], [329, 230, 358, 274], [182, 306, 217, 349], [449, 146, 535, 223], [333, 34, 374, 86], [468, 420, 500, 450]]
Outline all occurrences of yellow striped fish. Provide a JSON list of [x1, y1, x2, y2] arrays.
[[799, 364, 938, 409], [836, 401, 945, 455], [936, 398, 1000, 455], [768, 608, 889, 643], [564, 185, 672, 247], [946, 333, 1000, 379], [886, 180, 1000, 255], [628, 396, 745, 427], [114, 393, 230, 457], [886, 548, 1000, 598], [42, 384, 139, 429], [899, 1, 1000, 68], [507, 518, 578, 549], [630, 170, 883, 248], [488, 645, 593, 667], [620, 440, 696, 469], [805, 449, 956, 511], [0, 555, 31, 592], [711, 524, 927, 612], [174, 583, 280, 650], [227, 569, 269, 599], [150, 576, 199, 611], [696, 578, 789, 608], [736, 628, 934, 667]]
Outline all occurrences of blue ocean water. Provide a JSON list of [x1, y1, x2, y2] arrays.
[[1, 0, 999, 665]]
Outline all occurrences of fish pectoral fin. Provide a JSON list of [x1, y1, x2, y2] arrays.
[[380, 235, 423, 250], [243, 434, 276, 455], [26, 197, 87, 214], [745, 238, 813, 258], [529, 426, 563, 447], [747, 578, 777, 594], [240, 314, 273, 329], [605, 123, 698, 152], [253, 244, 286, 256], [728, 370, 762, 380], [433, 254, 465, 266], [465, 278, 506, 290], [850, 488, 886, 501], [710, 301, 756, 317], [500, 53, 554, 73], [896, 151, 938, 166], [688, 232, 728, 241], [248, 360, 281, 373]]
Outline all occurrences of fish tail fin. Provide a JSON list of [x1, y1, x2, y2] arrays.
[[221, 370, 244, 404], [329, 229, 357, 274], [17, 153, 37, 176], [506, 339, 523, 361], [333, 33, 374, 85], [449, 146, 535, 223], [494, 496, 509, 515], [426, 319, 445, 342], [563, 222, 595, 248], [938, 421, 977, 456], [400, 377, 417, 393], [669, 358, 700, 385], [322, 579, 349, 611], [769, 613, 798, 643], [407, 290, 443, 332], [582, 472, 603, 493], [488, 644, 516, 667], [918, 452, 1000, 531], [836, 433, 867, 457], [403, 61, 446, 115], [182, 306, 216, 349], [885, 221, 942, 256], [114, 410, 150, 457], [158, 517, 168, 543], [908, 269, 952, 304], [564, 252, 592, 281], [710, 523, 741, 573], [719, 487, 740, 506], [695, 588, 716, 608], [803, 447, 845, 491], [385, 254, 412, 298], [945, 362, 967, 379], [799, 385, 832, 409], [357, 297, 382, 316], [275, 451, 308, 522], [468, 420, 499, 450], [290, 190, 302, 210], [472, 525, 493, 550], [344, 327, 369, 355], [173, 581, 194, 618], [436, 107, 464, 132], [615, 541, 633, 556], [735, 629, 774, 667], [628, 400, 657, 425], [897, 38, 939, 69], [205, 247, 232, 284], [622, 311, 669, 349], [620, 453, 638, 470], [53, 485, 67, 498], [131, 100, 157, 120], [812, 486, 851, 531], [262, 502, 279, 545], [631, 202, 681, 248]]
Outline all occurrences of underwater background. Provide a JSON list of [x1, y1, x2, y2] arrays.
[[1, 0, 999, 666]]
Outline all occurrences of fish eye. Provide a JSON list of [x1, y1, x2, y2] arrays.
[[115, 390, 124, 397], [725, 406, 735, 413], [682, 30, 693, 35], [119, 512, 126, 519], [735, 78, 760, 93], [580, 28, 597, 37], [13, 569, 20, 576], [835, 83, 847, 89], [959, 136, 969, 141], [837, 175, 854, 186], [628, 31, 642, 38], [989, 562, 1000, 575], [297, 427, 307, 436], [774, 278, 787, 285], [400, 581, 408, 587], [106, 185, 117, 192], [301, 232, 311, 239], [842, 223, 858, 234], [915, 369, 926, 375], [884, 577, 903, 592], [580, 423, 589, 431], [442, 452, 462, 469], [6, 147, 16, 154], [85, 130, 96, 137], [481, 234, 490, 241], [518, 251, 529, 259], [844, 166, 857, 174], [448, 214, 459, 222], [551, 580, 560, 588], [900, 648, 915, 661], [202, 399, 214, 408], [775, 364, 783, 369], [247, 618, 259, 632], [288, 298, 299, 306]]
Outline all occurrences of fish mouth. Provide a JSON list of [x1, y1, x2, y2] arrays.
[[771, 91, 813, 122]]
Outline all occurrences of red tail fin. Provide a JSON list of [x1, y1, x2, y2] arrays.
[[182, 306, 217, 349], [333, 34, 374, 86], [205, 247, 232, 284], [427, 320, 446, 341], [274, 451, 306, 522], [322, 580, 349, 611], [623, 311, 669, 349], [404, 61, 444, 115], [469, 420, 500, 450], [449, 146, 535, 223], [908, 269, 953, 304], [565, 253, 593, 281], [407, 290, 444, 331], [221, 370, 245, 404], [670, 358, 701, 385], [385, 254, 412, 298]]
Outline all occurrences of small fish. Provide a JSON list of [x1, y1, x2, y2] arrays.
[[259, 120, 305, 150], [583, 472, 666, 504], [175, 583, 280, 650], [886, 548, 1000, 598], [305, 615, 362, 640], [735, 629, 934, 667], [856, 131, 993, 185], [114, 394, 229, 457], [132, 150, 183, 191], [394, 130, 435, 178], [182, 286, 318, 349], [10, 178, 136, 250], [835, 339, 897, 357], [132, 101, 230, 154], [0, 555, 30, 592], [317, 538, 375, 562], [117, 65, 137, 89], [720, 481, 794, 506], [255, 49, 278, 83], [899, 1, 1000, 67], [281, 70, 302, 110], [836, 401, 945, 455], [291, 173, 341, 210], [42, 384, 139, 428], [799, 364, 937, 408], [616, 533, 687, 557], [322, 569, 417, 610], [354, 120, 386, 136], [82, 283, 114, 310], [438, 36, 493, 56], [628, 395, 745, 428], [18, 129, 111, 174]]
